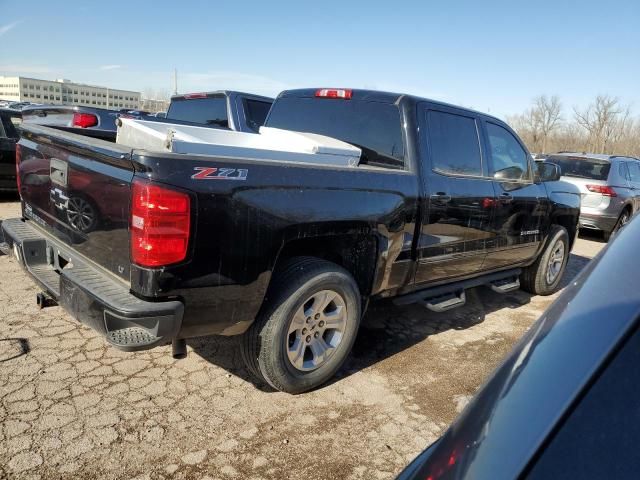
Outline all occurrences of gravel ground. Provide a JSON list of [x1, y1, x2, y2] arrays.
[[0, 195, 604, 480]]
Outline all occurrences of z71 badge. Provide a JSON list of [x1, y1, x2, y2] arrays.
[[191, 167, 248, 181]]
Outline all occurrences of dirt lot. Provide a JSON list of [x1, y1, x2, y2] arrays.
[[0, 195, 604, 480]]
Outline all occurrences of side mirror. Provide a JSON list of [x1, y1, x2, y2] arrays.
[[536, 162, 561, 182], [494, 165, 524, 181]]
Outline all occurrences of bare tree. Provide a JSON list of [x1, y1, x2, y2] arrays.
[[532, 95, 562, 154], [574, 95, 631, 154], [508, 95, 562, 153]]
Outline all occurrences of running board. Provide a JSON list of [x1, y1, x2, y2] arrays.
[[421, 290, 466, 312], [489, 276, 520, 294], [394, 268, 522, 312]]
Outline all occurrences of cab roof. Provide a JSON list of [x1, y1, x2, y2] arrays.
[[279, 88, 506, 124]]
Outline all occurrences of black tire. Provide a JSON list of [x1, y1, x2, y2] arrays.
[[240, 256, 361, 394], [520, 225, 569, 295], [604, 208, 631, 242]]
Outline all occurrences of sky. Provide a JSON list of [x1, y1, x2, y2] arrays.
[[0, 0, 639, 119]]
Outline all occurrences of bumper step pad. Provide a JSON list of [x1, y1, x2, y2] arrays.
[[107, 327, 160, 348]]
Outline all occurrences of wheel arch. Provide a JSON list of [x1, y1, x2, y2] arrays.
[[273, 233, 378, 298]]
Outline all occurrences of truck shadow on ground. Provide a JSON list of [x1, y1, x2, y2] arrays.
[[0, 192, 19, 203], [186, 252, 594, 393]]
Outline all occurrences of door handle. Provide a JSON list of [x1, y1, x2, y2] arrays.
[[430, 192, 452, 204], [499, 193, 513, 203]]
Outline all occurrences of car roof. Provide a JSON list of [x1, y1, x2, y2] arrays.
[[278, 88, 506, 124], [404, 216, 640, 479], [0, 107, 22, 115], [171, 90, 274, 102], [549, 152, 640, 162]]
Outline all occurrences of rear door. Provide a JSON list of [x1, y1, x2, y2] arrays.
[[414, 105, 496, 285], [480, 120, 547, 270]]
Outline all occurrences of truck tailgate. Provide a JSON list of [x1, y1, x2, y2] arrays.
[[17, 124, 134, 282]]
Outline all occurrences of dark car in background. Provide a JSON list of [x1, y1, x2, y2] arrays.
[[547, 153, 640, 240], [0, 108, 21, 191], [166, 90, 273, 132], [399, 214, 640, 480], [21, 105, 122, 141]]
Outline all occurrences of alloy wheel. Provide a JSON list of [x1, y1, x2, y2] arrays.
[[286, 290, 347, 372], [546, 241, 565, 285]]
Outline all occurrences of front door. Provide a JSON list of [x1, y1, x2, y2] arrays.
[[480, 120, 548, 270], [414, 106, 496, 285]]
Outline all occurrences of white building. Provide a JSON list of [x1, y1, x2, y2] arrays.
[[0, 76, 141, 110]]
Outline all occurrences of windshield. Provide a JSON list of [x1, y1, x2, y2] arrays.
[[549, 156, 611, 180], [266, 96, 405, 169], [167, 96, 229, 127]]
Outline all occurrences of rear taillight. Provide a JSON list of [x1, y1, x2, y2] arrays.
[[315, 88, 352, 99], [586, 184, 617, 197], [72, 113, 98, 128], [130, 180, 191, 267], [15, 143, 21, 194]]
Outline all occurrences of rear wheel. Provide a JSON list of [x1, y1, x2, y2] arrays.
[[240, 257, 361, 394], [520, 225, 569, 295], [604, 209, 631, 242]]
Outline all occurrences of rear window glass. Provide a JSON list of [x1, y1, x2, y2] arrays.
[[549, 156, 611, 180], [266, 97, 404, 169], [167, 96, 228, 128], [245, 99, 272, 132]]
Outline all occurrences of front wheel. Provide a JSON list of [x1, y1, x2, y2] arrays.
[[520, 225, 569, 295], [240, 257, 361, 394]]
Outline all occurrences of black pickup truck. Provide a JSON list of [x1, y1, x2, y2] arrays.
[[1, 88, 579, 393]]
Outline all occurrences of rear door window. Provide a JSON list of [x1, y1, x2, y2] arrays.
[[619, 162, 631, 181], [427, 110, 482, 176], [626, 162, 640, 183], [244, 99, 272, 132], [167, 96, 229, 127]]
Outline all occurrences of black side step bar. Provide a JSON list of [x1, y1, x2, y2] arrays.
[[394, 268, 522, 312]]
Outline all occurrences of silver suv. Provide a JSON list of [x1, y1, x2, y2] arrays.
[[546, 153, 640, 240]]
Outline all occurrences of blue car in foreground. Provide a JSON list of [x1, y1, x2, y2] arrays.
[[399, 214, 640, 479]]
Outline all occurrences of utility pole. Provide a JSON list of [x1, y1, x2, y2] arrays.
[[173, 69, 178, 95]]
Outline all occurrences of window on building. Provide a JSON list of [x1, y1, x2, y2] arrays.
[[44, 95, 49, 100]]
